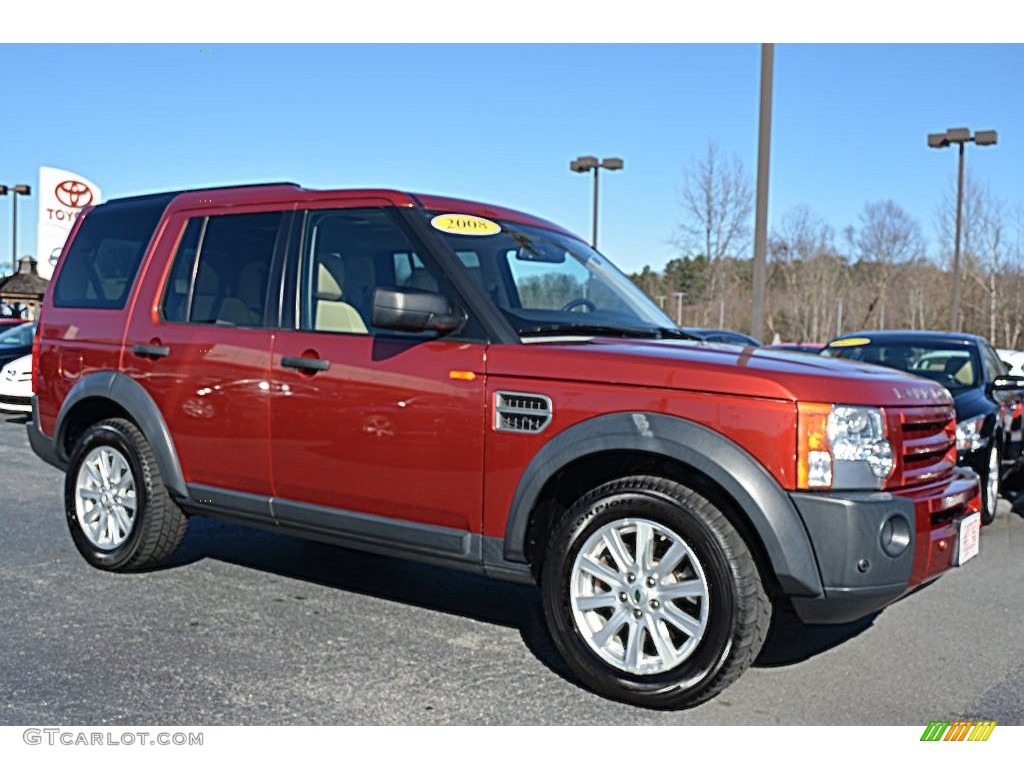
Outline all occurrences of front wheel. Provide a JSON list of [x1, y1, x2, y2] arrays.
[[980, 442, 1000, 526], [540, 475, 771, 709]]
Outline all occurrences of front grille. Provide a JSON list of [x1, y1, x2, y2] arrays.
[[494, 391, 552, 434], [891, 404, 957, 488]]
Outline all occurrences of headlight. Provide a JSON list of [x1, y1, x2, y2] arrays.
[[798, 404, 895, 490], [955, 416, 987, 453]]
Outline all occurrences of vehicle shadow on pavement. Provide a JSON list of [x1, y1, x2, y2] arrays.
[[165, 516, 872, 681], [754, 608, 877, 667], [166, 516, 578, 684]]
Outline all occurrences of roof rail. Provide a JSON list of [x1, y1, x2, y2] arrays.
[[107, 181, 300, 204]]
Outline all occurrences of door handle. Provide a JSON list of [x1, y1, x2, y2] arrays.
[[281, 356, 330, 372], [132, 343, 170, 358]]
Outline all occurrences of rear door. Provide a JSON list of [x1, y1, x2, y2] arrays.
[[123, 206, 290, 500], [269, 203, 488, 537]]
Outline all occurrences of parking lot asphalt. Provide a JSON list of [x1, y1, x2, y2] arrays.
[[0, 414, 1021, 726]]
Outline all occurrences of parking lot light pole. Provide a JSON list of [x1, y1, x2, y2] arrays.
[[927, 128, 997, 331], [570, 156, 624, 249], [0, 184, 32, 275]]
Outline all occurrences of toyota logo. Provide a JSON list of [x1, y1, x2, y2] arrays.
[[54, 180, 93, 208]]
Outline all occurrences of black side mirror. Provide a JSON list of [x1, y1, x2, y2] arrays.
[[372, 287, 463, 334], [990, 374, 1024, 392]]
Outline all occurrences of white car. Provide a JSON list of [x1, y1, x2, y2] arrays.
[[0, 353, 32, 414], [997, 348, 1024, 376]]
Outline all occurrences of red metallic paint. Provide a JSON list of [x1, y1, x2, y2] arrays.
[[121, 210, 278, 494], [269, 334, 486, 530]]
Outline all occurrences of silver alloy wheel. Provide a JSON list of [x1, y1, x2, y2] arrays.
[[986, 444, 1000, 519], [569, 517, 710, 675], [74, 446, 138, 551]]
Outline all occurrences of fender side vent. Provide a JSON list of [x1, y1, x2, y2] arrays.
[[494, 391, 552, 434]]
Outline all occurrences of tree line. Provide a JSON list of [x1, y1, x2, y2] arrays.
[[628, 141, 1024, 349]]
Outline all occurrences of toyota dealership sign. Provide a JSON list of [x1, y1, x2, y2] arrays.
[[36, 166, 102, 280]]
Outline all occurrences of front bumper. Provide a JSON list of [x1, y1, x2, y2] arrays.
[[0, 379, 32, 413], [789, 469, 981, 624]]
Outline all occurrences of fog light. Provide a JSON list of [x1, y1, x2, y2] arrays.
[[880, 515, 911, 557]]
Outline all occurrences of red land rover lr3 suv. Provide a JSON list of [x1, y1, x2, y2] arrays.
[[28, 184, 982, 709]]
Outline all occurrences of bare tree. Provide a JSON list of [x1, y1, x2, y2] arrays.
[[975, 199, 1005, 343], [1003, 204, 1024, 348], [675, 140, 753, 324], [935, 173, 1011, 342], [770, 206, 845, 341], [849, 201, 924, 329]]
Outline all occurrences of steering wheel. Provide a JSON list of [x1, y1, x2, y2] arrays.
[[561, 298, 597, 312]]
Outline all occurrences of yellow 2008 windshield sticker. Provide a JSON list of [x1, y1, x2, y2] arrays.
[[431, 213, 501, 236], [829, 337, 871, 348]]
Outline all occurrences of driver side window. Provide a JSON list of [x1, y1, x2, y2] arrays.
[[296, 208, 478, 339]]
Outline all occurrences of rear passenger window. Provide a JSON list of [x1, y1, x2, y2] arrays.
[[161, 212, 283, 327], [53, 198, 169, 309]]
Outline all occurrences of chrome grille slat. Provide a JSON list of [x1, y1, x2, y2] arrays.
[[903, 432, 956, 459]]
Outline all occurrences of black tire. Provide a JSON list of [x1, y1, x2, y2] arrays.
[[540, 475, 771, 709], [64, 418, 188, 571], [980, 441, 1000, 526]]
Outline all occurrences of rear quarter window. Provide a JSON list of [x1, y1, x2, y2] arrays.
[[52, 198, 169, 310]]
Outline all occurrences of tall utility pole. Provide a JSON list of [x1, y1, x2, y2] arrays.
[[927, 127, 998, 331], [750, 43, 774, 343]]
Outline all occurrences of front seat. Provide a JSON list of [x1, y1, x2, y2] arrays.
[[316, 263, 367, 334]]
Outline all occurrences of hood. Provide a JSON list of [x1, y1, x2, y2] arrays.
[[950, 385, 993, 422], [488, 338, 953, 408]]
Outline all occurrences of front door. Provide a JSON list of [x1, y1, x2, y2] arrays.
[[269, 205, 487, 535]]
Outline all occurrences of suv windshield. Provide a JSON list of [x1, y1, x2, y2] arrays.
[[426, 214, 678, 337], [824, 339, 979, 390]]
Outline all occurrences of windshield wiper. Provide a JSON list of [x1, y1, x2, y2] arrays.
[[519, 323, 663, 339], [519, 324, 704, 341], [655, 327, 702, 341]]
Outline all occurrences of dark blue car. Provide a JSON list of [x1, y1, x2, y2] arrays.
[[823, 330, 1024, 525]]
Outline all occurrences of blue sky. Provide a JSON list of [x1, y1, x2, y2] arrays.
[[0, 43, 1020, 276]]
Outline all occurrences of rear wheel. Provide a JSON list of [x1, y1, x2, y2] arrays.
[[65, 418, 188, 571], [540, 475, 771, 709]]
